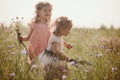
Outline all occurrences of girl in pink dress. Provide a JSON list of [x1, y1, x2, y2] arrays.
[[18, 2, 52, 63]]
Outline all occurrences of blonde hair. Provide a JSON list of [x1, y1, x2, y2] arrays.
[[54, 16, 72, 34], [32, 1, 52, 23]]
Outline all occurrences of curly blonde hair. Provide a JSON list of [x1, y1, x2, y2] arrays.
[[54, 16, 72, 34], [32, 1, 52, 23]]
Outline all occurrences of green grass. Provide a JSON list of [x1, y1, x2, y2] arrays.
[[0, 24, 120, 80]]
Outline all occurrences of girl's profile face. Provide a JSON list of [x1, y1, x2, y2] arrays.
[[38, 6, 52, 20], [61, 26, 72, 36]]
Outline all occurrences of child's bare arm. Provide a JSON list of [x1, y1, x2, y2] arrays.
[[64, 41, 73, 49], [51, 42, 69, 61]]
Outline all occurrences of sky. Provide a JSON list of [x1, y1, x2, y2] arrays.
[[0, 0, 120, 28]]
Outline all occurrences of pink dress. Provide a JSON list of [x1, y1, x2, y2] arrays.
[[28, 22, 50, 59]]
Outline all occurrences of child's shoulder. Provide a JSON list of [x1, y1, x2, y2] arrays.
[[49, 34, 62, 43], [50, 34, 57, 40], [27, 22, 36, 29], [27, 21, 35, 26]]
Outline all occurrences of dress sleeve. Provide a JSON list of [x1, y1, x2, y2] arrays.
[[46, 35, 58, 51], [50, 35, 59, 43], [27, 22, 35, 30]]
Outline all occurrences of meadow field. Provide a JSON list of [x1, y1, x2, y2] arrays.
[[0, 21, 120, 80]]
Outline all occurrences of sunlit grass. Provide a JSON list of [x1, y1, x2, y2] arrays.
[[0, 22, 120, 80]]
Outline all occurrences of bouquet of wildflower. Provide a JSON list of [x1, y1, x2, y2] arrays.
[[12, 17, 27, 49]]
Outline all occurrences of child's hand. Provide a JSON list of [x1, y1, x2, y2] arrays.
[[66, 43, 73, 49], [68, 58, 75, 62]]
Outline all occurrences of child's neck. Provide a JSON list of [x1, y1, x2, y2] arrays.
[[54, 31, 62, 37], [39, 18, 48, 24]]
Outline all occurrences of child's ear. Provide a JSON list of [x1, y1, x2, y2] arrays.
[[36, 10, 41, 14]]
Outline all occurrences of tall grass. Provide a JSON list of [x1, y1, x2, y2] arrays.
[[0, 22, 120, 80]]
